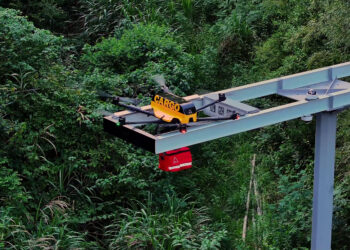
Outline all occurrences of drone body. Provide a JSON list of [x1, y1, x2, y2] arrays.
[[100, 76, 241, 171], [102, 90, 240, 172], [102, 88, 240, 136], [151, 94, 197, 124]]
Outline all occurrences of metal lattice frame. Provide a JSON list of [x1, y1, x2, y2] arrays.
[[104, 62, 350, 153], [104, 62, 350, 249]]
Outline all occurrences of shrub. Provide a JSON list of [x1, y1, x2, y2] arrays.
[[81, 23, 196, 95], [214, 12, 254, 63], [0, 7, 63, 82], [0, 0, 79, 33], [78, 0, 170, 40]]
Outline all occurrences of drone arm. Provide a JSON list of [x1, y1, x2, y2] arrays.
[[196, 93, 226, 112], [113, 98, 155, 117]]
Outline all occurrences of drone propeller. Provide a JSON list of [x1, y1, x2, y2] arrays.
[[97, 90, 141, 105], [96, 110, 114, 117], [152, 74, 172, 94], [98, 90, 156, 118], [152, 74, 187, 104]]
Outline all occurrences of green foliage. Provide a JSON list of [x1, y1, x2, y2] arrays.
[[78, 0, 134, 40], [0, 200, 98, 249], [106, 194, 227, 249], [253, 0, 350, 78], [214, 12, 254, 62], [261, 170, 313, 248], [1, 10, 165, 248], [0, 160, 28, 204], [2, 0, 350, 249], [0, 0, 79, 34], [0, 7, 63, 82], [82, 24, 182, 73], [81, 23, 195, 95]]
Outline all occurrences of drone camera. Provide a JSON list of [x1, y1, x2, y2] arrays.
[[112, 97, 120, 105]]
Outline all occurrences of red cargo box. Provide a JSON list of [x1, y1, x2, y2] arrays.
[[158, 147, 192, 172]]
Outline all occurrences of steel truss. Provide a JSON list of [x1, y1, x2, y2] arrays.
[[104, 61, 350, 249]]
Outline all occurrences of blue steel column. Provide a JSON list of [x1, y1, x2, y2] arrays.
[[311, 112, 337, 250]]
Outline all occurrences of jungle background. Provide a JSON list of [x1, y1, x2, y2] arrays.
[[1, 0, 350, 249]]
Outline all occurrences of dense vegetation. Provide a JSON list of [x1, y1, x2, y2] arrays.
[[1, 0, 350, 249]]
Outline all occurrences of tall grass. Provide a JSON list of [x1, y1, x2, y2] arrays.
[[182, 0, 193, 19], [78, 0, 169, 39], [1, 199, 98, 249], [105, 194, 227, 249]]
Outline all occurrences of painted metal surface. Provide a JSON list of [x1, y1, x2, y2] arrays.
[[205, 62, 350, 101], [277, 80, 350, 101], [155, 88, 350, 153], [202, 93, 260, 116], [311, 112, 337, 250]]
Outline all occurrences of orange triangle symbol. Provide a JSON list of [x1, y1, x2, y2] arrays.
[[173, 157, 179, 164]]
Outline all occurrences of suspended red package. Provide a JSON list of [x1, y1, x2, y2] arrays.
[[158, 147, 192, 172]]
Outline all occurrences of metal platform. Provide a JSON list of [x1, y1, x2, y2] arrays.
[[104, 61, 350, 250], [104, 62, 350, 154]]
